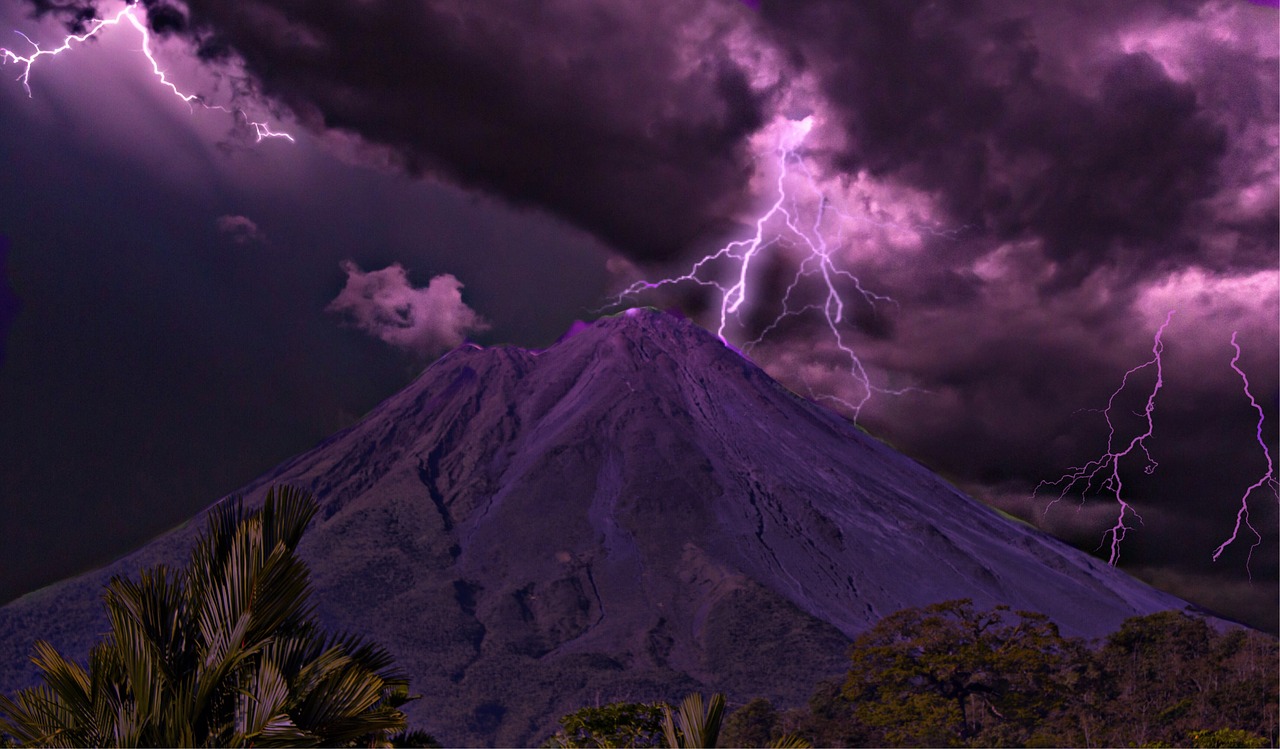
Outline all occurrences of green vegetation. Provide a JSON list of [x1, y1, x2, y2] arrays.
[[662, 692, 725, 749], [543, 694, 731, 749], [2, 494, 1274, 749], [842, 599, 1083, 746], [544, 701, 668, 747], [389, 728, 444, 747], [548, 694, 814, 749], [710, 601, 1278, 748], [719, 698, 780, 748], [1186, 728, 1270, 748], [1091, 610, 1278, 748], [0, 487, 422, 748], [548, 602, 1276, 748]]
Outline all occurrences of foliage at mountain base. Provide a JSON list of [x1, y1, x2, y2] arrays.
[[549, 602, 1276, 748], [0, 486, 421, 748], [543, 700, 669, 748]]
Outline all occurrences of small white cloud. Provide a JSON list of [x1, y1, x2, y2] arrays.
[[216, 214, 265, 245], [327, 261, 490, 357]]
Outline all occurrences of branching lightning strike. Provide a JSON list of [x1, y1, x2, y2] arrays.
[[1036, 310, 1174, 566], [610, 116, 930, 418], [1210, 331, 1278, 576], [1, 4, 292, 142], [1040, 316, 1278, 570]]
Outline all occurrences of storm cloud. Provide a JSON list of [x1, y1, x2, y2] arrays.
[[764, 2, 1248, 282], [35, 2, 1272, 275], [171, 0, 772, 263]]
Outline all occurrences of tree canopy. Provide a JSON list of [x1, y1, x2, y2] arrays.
[[0, 486, 415, 748], [544, 701, 668, 748], [841, 599, 1079, 747], [546, 601, 1276, 748]]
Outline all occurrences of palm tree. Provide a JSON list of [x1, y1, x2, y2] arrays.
[[0, 486, 414, 747], [662, 694, 812, 749], [662, 693, 725, 749]]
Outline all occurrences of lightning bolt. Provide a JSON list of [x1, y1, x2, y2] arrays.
[[609, 116, 937, 419], [1, 3, 292, 143], [1036, 310, 1174, 566], [1210, 331, 1278, 576]]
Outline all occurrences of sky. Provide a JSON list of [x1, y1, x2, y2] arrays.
[[0, 0, 1276, 633]]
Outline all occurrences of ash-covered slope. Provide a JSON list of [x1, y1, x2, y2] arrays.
[[0, 309, 1197, 745]]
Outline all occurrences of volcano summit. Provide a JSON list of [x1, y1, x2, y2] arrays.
[[0, 309, 1201, 745]]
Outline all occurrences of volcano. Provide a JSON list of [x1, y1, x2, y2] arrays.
[[0, 309, 1200, 745]]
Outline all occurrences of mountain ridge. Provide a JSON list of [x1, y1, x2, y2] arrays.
[[0, 308, 1205, 745]]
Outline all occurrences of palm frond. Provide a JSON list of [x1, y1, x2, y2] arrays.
[[768, 733, 813, 748], [260, 485, 319, 553], [663, 693, 725, 749], [27, 641, 92, 722], [0, 486, 406, 748], [0, 685, 81, 747], [237, 657, 294, 742]]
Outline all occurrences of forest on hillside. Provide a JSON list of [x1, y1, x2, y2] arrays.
[[544, 601, 1277, 748]]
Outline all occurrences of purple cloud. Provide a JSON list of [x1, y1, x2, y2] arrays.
[[327, 261, 490, 358], [215, 214, 265, 245]]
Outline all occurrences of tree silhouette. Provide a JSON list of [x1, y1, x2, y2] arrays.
[[0, 486, 414, 747], [842, 599, 1077, 746]]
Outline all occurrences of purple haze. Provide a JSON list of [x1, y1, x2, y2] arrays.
[[0, 236, 18, 367]]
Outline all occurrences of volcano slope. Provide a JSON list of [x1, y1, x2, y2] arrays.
[[0, 309, 1201, 745]]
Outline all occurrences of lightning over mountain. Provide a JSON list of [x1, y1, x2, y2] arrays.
[[1211, 331, 1279, 575], [609, 116, 944, 418]]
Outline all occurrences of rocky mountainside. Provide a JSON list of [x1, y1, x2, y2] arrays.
[[0, 309, 1200, 745]]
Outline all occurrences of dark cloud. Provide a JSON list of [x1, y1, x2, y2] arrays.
[[21, 0, 98, 32], [158, 0, 770, 263], [763, 0, 1241, 286], [40, 0, 1266, 284], [21, 0, 777, 260], [141, 1, 186, 34]]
